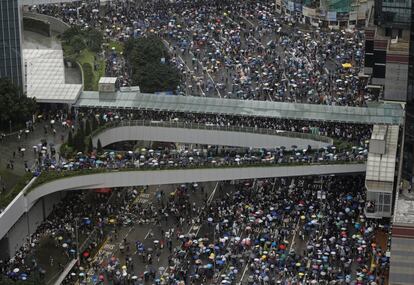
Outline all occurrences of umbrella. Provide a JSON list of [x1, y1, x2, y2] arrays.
[[13, 268, 19, 273]]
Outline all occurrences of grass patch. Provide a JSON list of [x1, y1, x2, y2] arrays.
[[77, 49, 105, 91]]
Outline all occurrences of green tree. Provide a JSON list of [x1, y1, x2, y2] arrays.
[[125, 35, 179, 93], [84, 28, 103, 53], [133, 63, 179, 93], [91, 117, 98, 131], [0, 78, 37, 131], [67, 130, 74, 147], [97, 139, 103, 154], [73, 128, 85, 153], [70, 35, 86, 54], [85, 119, 92, 136], [87, 136, 93, 153], [61, 26, 82, 43]]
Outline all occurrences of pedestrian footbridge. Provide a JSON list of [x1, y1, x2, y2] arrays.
[[76, 92, 404, 125], [0, 162, 366, 249], [91, 120, 333, 149]]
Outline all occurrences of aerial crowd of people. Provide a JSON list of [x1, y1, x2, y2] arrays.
[[31, 0, 376, 105], [0, 0, 393, 284]]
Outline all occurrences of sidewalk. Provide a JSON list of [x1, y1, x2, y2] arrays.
[[0, 120, 68, 196]]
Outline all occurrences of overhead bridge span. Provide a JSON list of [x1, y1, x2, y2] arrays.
[[91, 120, 333, 149]]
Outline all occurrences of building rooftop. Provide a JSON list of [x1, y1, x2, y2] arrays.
[[371, 124, 387, 140], [99, 77, 117, 84], [366, 125, 399, 184], [24, 49, 82, 104], [394, 197, 414, 225]]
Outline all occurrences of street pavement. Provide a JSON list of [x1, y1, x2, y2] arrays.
[[85, 182, 220, 284], [0, 120, 68, 193]]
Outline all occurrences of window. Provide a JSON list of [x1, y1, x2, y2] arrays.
[[367, 191, 392, 214]]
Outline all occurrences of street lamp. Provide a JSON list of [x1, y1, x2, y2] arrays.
[[75, 218, 80, 266]]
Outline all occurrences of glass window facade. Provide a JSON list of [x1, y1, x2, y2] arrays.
[[0, 0, 23, 88], [366, 191, 392, 215], [375, 0, 413, 27]]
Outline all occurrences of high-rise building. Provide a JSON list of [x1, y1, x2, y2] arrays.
[[365, 1, 414, 284], [0, 0, 24, 89]]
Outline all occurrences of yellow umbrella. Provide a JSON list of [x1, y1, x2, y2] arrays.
[[342, 63, 352, 68]]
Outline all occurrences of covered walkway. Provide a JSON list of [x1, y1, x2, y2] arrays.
[[75, 92, 404, 125]]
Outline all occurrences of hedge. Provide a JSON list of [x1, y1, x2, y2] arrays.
[[0, 173, 33, 209], [82, 63, 94, 91]]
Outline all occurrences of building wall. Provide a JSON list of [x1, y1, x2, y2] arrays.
[[390, 225, 414, 285], [0, 0, 23, 87], [3, 213, 29, 259], [0, 191, 65, 258], [384, 60, 409, 101]]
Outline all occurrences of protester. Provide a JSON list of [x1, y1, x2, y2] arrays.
[[32, 0, 375, 105]]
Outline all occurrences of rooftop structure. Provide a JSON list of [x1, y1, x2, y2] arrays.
[[390, 193, 414, 285], [23, 49, 82, 104], [365, 124, 399, 218]]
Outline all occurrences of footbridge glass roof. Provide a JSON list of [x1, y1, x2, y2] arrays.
[[75, 91, 404, 125]]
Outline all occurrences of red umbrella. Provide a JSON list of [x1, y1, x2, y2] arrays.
[[83, 251, 90, 258], [95, 188, 112, 194]]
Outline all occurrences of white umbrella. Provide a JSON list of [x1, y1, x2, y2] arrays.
[[13, 268, 19, 273], [50, 120, 55, 124], [21, 148, 26, 152]]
